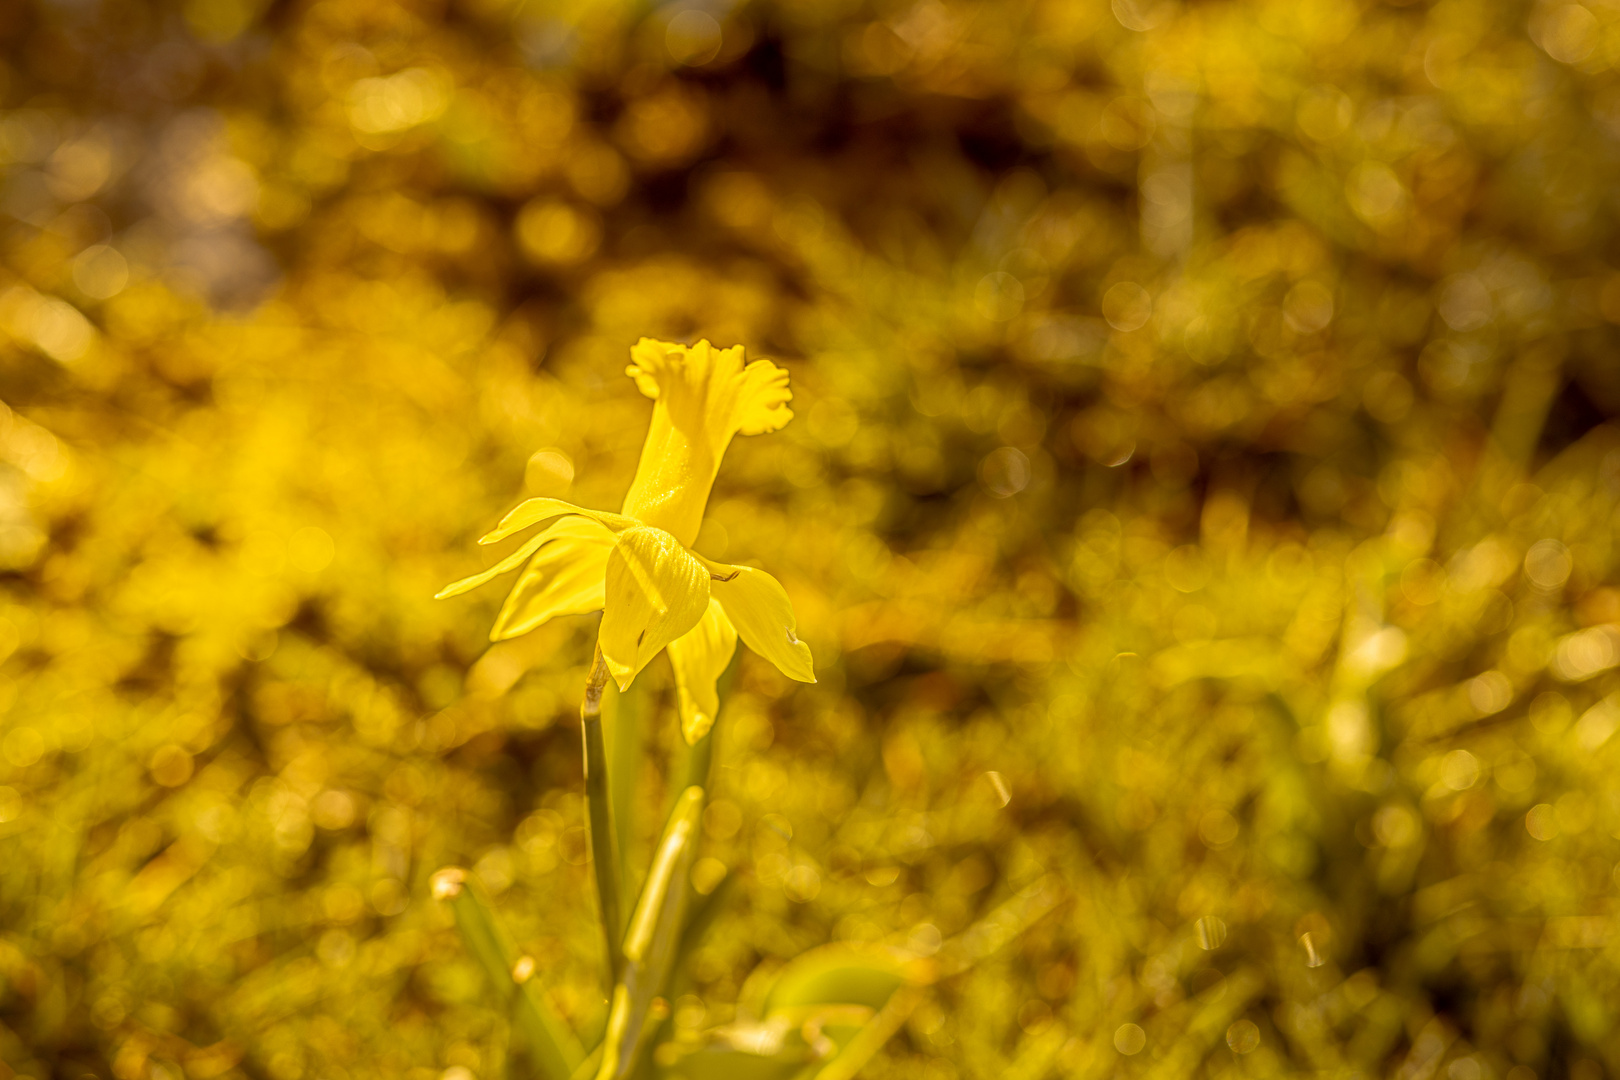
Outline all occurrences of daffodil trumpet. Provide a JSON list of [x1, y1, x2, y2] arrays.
[[438, 337, 816, 744]]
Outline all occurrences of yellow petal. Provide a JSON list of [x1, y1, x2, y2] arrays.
[[698, 555, 815, 683], [620, 338, 794, 547], [666, 600, 738, 745], [436, 527, 554, 599], [600, 525, 711, 690], [490, 516, 613, 640], [480, 496, 637, 546]]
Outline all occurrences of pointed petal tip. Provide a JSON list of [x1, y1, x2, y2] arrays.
[[760, 653, 816, 684], [601, 651, 636, 692], [435, 576, 485, 600], [784, 646, 817, 684]]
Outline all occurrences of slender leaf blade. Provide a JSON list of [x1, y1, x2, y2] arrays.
[[437, 870, 586, 1080]]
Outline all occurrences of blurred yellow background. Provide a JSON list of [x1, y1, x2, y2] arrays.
[[2, 0, 1620, 1076]]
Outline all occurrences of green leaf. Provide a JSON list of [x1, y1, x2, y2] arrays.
[[759, 944, 929, 1015], [673, 868, 732, 972], [806, 987, 921, 1080], [935, 874, 1063, 978], [436, 869, 586, 1080], [655, 1018, 823, 1080]]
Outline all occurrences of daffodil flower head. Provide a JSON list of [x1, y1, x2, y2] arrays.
[[439, 338, 813, 744]]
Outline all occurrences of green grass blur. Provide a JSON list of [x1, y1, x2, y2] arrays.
[[1, 0, 1619, 1076]]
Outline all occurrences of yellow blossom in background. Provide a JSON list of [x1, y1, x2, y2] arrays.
[[440, 338, 814, 742]]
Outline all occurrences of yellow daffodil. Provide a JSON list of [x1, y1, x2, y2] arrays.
[[439, 338, 815, 743]]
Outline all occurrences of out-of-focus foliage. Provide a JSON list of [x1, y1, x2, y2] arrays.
[[2, 0, 1620, 1076]]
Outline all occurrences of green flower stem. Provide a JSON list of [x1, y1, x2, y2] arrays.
[[603, 679, 643, 901], [595, 785, 706, 1080], [581, 646, 625, 987]]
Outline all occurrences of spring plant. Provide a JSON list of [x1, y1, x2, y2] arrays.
[[7, 0, 1620, 1077], [433, 339, 1056, 1079]]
